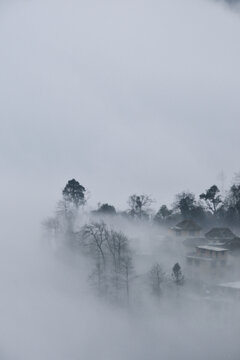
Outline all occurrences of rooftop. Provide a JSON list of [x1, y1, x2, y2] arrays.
[[171, 219, 202, 231], [197, 245, 228, 252], [205, 227, 236, 240], [208, 242, 226, 247]]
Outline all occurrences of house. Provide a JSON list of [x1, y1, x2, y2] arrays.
[[205, 227, 240, 251], [205, 227, 236, 244], [186, 245, 228, 269], [196, 245, 228, 261], [171, 219, 202, 238], [225, 236, 240, 251]]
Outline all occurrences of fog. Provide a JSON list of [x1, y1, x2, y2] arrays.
[[1, 0, 240, 359], [1, 209, 240, 360], [1, 0, 240, 212]]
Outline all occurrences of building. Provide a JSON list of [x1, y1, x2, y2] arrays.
[[205, 227, 240, 251], [186, 245, 228, 269], [205, 227, 236, 244], [225, 237, 240, 251], [171, 219, 202, 238]]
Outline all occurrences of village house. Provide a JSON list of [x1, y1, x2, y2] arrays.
[[186, 245, 228, 269], [170, 219, 202, 238], [225, 237, 240, 251], [183, 226, 240, 251], [205, 227, 240, 251], [205, 227, 236, 245]]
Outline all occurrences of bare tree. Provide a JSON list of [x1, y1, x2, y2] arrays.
[[105, 229, 134, 301], [105, 230, 128, 291], [79, 222, 134, 301], [149, 263, 165, 297], [128, 194, 153, 219], [43, 200, 76, 248], [121, 255, 133, 300], [81, 222, 109, 293], [81, 221, 108, 264], [55, 199, 79, 246]]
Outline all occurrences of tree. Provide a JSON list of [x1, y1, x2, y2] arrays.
[[55, 199, 78, 243], [233, 171, 240, 186], [174, 192, 196, 218], [81, 221, 108, 264], [174, 191, 205, 221], [43, 180, 86, 248], [95, 203, 116, 216], [121, 255, 133, 300], [105, 230, 133, 300], [149, 263, 165, 297], [172, 263, 184, 285], [228, 184, 240, 208], [105, 230, 128, 291], [225, 184, 240, 225], [62, 179, 86, 208], [81, 222, 109, 294], [159, 205, 172, 219], [200, 185, 222, 215], [43, 199, 78, 248], [154, 205, 172, 224], [80, 222, 134, 300], [128, 194, 153, 219], [174, 192, 193, 217]]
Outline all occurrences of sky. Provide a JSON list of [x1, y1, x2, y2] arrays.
[[1, 0, 240, 223]]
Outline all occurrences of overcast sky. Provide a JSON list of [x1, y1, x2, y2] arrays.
[[1, 0, 240, 222]]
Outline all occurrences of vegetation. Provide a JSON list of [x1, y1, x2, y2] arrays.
[[149, 263, 165, 297], [43, 172, 240, 305], [172, 263, 184, 285], [62, 179, 86, 208]]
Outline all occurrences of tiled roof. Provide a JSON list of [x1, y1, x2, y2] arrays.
[[197, 245, 228, 252], [172, 219, 202, 231], [205, 228, 236, 240]]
